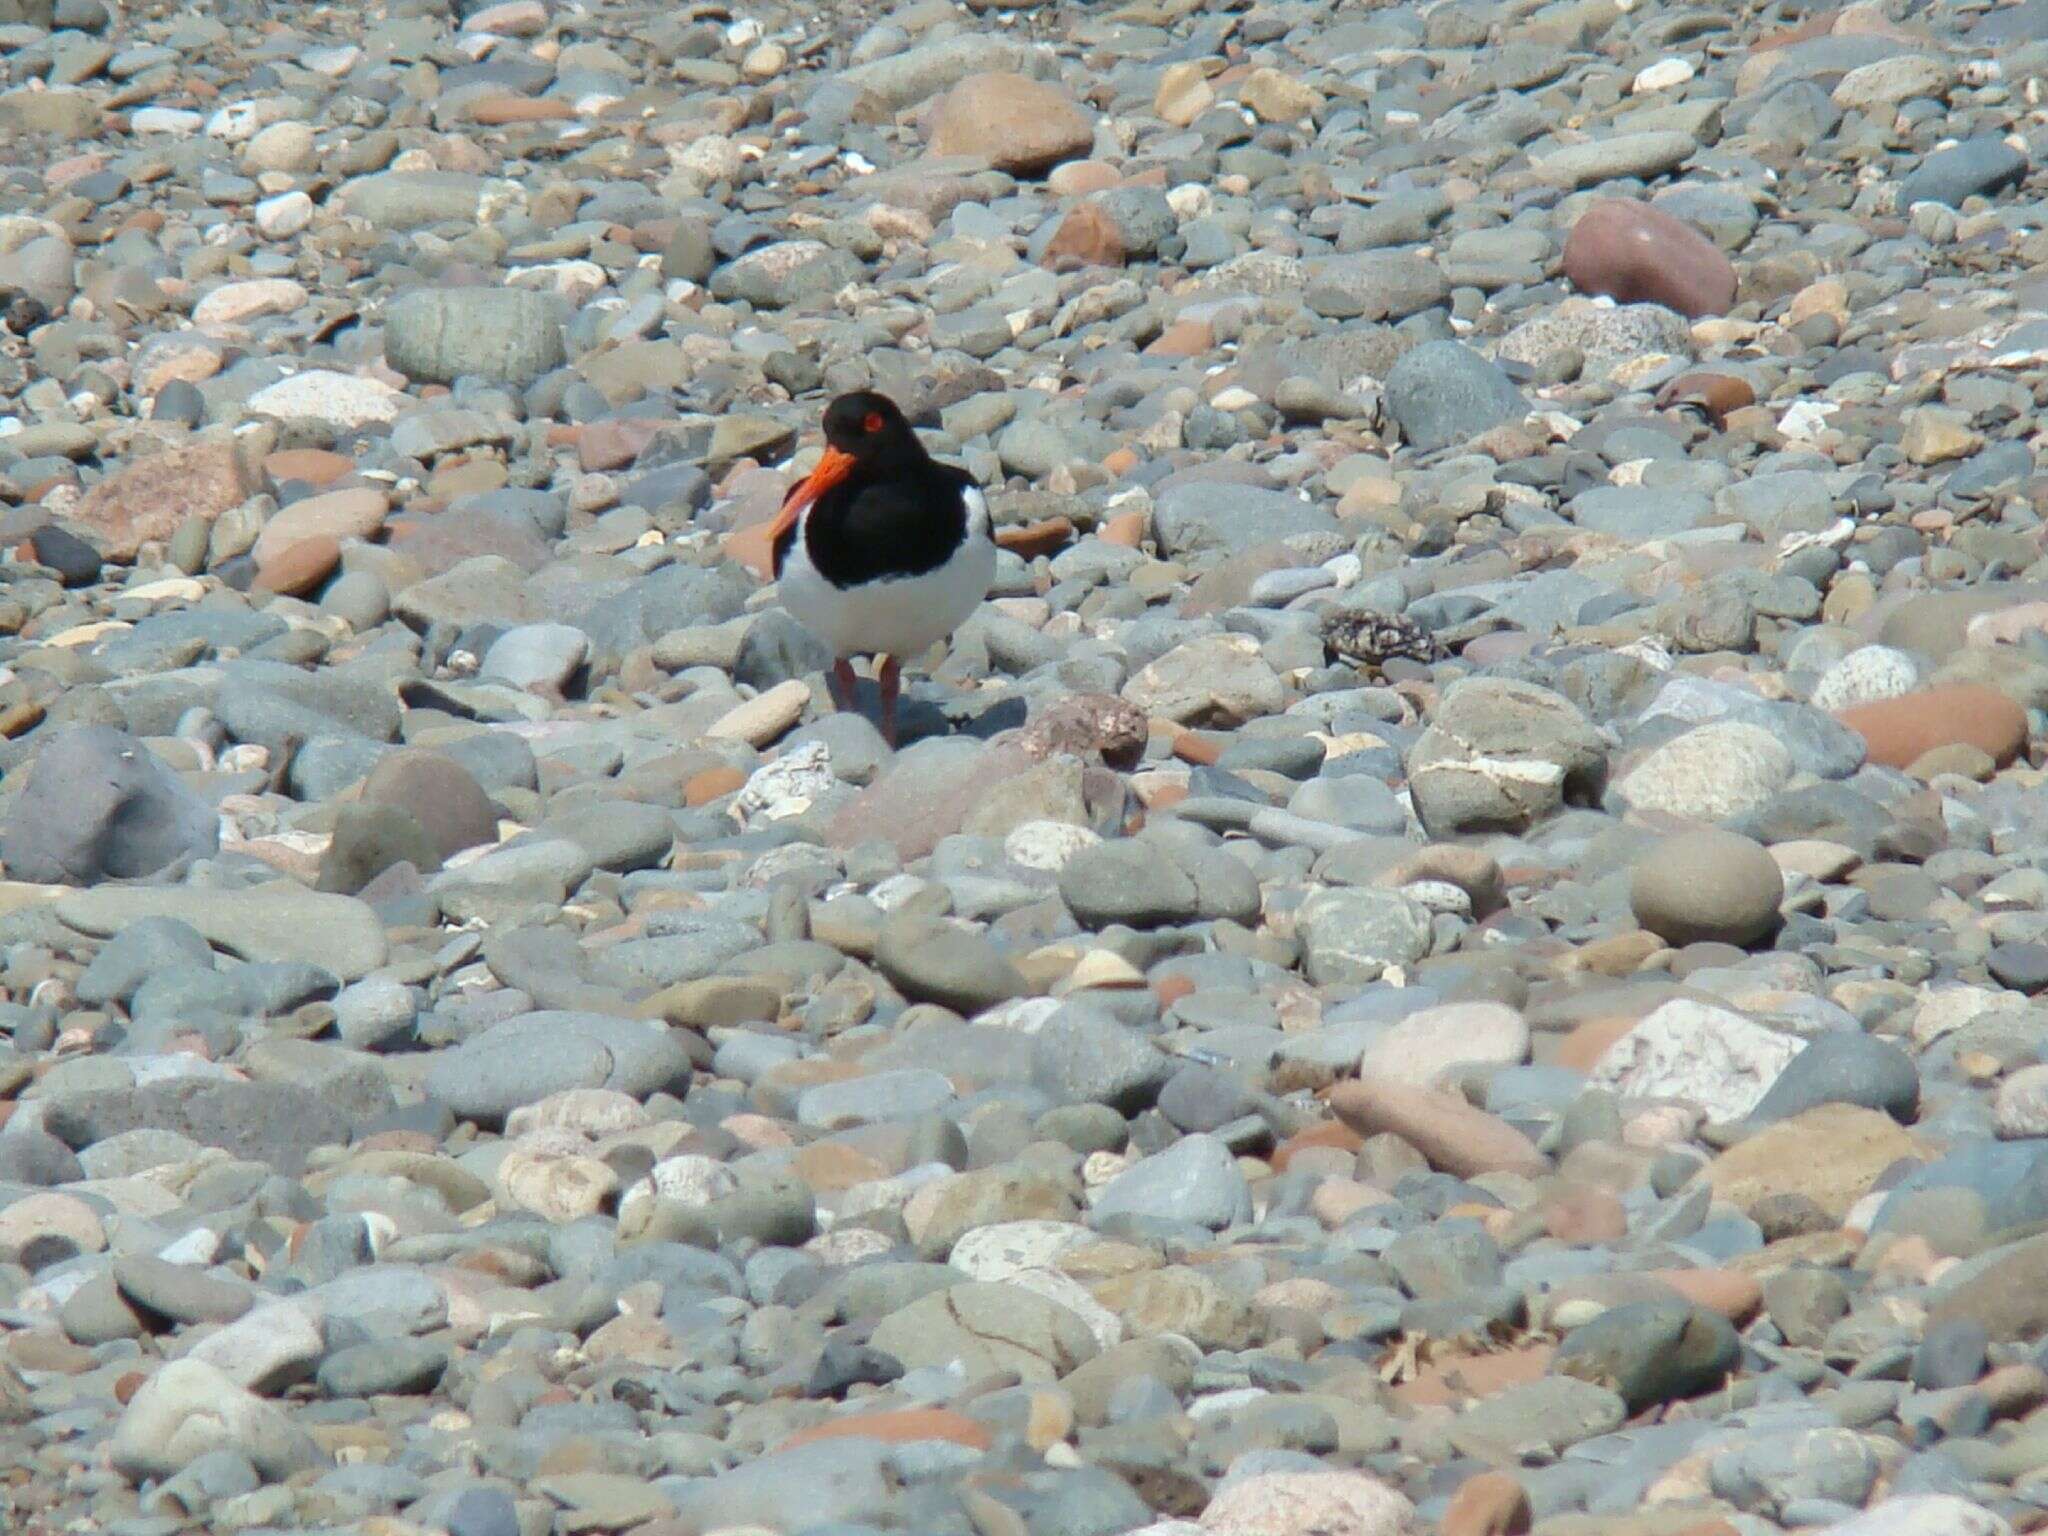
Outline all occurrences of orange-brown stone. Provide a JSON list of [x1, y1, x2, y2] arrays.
[[251, 485, 389, 570], [252, 534, 341, 597], [996, 517, 1076, 558], [722, 520, 779, 583], [1562, 199, 1737, 319], [1389, 1343, 1554, 1409], [1327, 1080, 1547, 1179], [1042, 202, 1125, 269], [1655, 371, 1756, 427], [263, 448, 356, 488], [1442, 1470, 1533, 1536], [1272, 1120, 1363, 1173], [1542, 1184, 1629, 1245], [927, 72, 1093, 177], [1100, 509, 1148, 546], [1553, 1013, 1644, 1072], [470, 95, 577, 125], [1145, 319, 1214, 358], [1048, 160, 1122, 197], [578, 417, 668, 472], [779, 1407, 993, 1453], [685, 765, 746, 807], [790, 1141, 889, 1193], [1834, 683, 2028, 771], [1647, 1267, 1764, 1324]]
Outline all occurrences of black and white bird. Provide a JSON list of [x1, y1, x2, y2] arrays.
[[768, 390, 996, 746]]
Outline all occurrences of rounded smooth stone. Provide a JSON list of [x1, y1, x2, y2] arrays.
[[1749, 1032, 1919, 1125], [1157, 1063, 1256, 1133], [383, 287, 566, 387], [444, 1487, 521, 1536], [361, 749, 499, 863], [1911, 1319, 1988, 1390], [1833, 685, 2027, 772], [1552, 1300, 1740, 1412], [1562, 198, 1737, 318], [317, 1338, 450, 1397], [1384, 340, 1528, 454], [29, 525, 101, 586], [1629, 829, 1784, 949], [1988, 943, 2048, 995]]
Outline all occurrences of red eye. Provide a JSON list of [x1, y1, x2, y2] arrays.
[[863, 411, 883, 433]]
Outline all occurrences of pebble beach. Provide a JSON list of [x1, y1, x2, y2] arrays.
[[0, 0, 2046, 1533]]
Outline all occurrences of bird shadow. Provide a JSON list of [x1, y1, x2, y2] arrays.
[[952, 694, 1029, 741], [831, 681, 1027, 747]]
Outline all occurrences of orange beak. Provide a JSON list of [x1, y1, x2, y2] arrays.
[[766, 445, 857, 580]]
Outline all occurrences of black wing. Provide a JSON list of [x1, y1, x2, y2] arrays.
[[803, 463, 976, 589]]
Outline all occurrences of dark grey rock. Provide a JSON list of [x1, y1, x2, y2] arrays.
[[1899, 137, 2029, 209], [422, 1012, 693, 1127], [317, 1339, 449, 1397], [42, 1080, 353, 1177], [1551, 1301, 1741, 1412], [1385, 340, 1527, 453], [75, 917, 214, 1006], [1030, 1006, 1170, 1113], [1152, 481, 1339, 559], [1749, 1033, 1920, 1125], [0, 726, 218, 885], [1911, 1318, 1989, 1389]]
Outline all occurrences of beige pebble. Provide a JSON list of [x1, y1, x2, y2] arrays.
[[706, 679, 811, 747]]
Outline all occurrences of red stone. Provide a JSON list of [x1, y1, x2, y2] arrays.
[[1834, 683, 2028, 771], [996, 517, 1076, 558], [1042, 202, 1125, 269], [72, 439, 252, 560], [1655, 371, 1756, 428], [578, 418, 669, 472], [1271, 1120, 1363, 1173], [263, 448, 355, 488], [1562, 198, 1737, 319], [252, 534, 341, 596]]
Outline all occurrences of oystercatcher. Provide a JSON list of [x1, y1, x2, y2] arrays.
[[768, 390, 995, 746]]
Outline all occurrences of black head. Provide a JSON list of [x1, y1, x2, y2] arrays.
[[820, 391, 919, 461]]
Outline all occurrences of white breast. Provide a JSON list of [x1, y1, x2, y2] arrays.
[[779, 490, 996, 661]]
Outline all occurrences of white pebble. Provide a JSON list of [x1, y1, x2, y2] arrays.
[[254, 191, 312, 240], [1632, 57, 1695, 93]]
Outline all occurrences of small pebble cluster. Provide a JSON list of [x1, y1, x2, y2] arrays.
[[1, 0, 2047, 1534]]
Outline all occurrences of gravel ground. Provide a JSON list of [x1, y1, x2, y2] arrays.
[[1, 0, 2047, 1533]]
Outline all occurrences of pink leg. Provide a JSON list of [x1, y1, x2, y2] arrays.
[[829, 657, 860, 714], [877, 655, 901, 747]]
